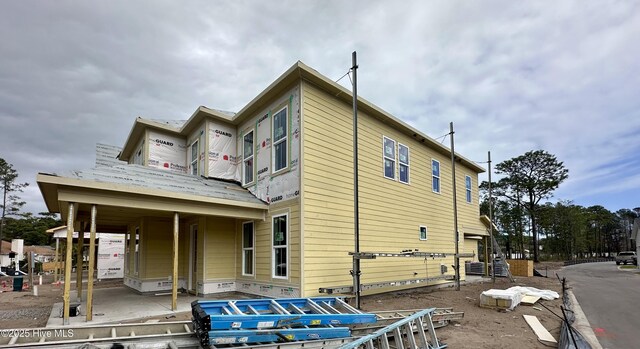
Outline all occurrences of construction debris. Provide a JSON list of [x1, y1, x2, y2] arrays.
[[523, 314, 557, 344]]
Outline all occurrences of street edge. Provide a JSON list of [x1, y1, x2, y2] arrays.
[[566, 289, 603, 349]]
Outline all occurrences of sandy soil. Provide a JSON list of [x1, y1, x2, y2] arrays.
[[1, 263, 566, 348]]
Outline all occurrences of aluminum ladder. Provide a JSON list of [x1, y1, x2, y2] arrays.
[[337, 308, 446, 349]]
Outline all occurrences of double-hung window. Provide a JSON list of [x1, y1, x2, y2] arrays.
[[242, 221, 254, 276], [243, 130, 254, 185], [272, 106, 288, 173], [190, 140, 199, 175], [272, 213, 288, 279], [383, 137, 396, 179], [465, 175, 472, 203], [432, 159, 440, 193], [398, 144, 409, 184]]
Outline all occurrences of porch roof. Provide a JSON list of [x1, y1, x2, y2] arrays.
[[37, 163, 268, 229]]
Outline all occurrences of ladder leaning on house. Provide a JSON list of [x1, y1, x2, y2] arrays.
[[491, 234, 515, 282]]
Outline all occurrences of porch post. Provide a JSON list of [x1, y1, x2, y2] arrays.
[[76, 221, 85, 301], [86, 205, 97, 321], [63, 203, 75, 325], [172, 212, 179, 311], [54, 238, 59, 283]]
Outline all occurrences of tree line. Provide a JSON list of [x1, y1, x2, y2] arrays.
[[480, 150, 638, 262]]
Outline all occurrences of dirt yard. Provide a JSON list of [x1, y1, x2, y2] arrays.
[[0, 264, 566, 348]]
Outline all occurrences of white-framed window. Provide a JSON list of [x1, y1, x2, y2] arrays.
[[398, 143, 409, 184], [134, 227, 140, 276], [242, 130, 255, 185], [272, 213, 288, 279], [432, 159, 440, 193], [242, 221, 255, 276], [272, 106, 288, 173], [419, 226, 428, 240], [383, 136, 396, 180], [190, 139, 199, 175], [465, 175, 472, 203]]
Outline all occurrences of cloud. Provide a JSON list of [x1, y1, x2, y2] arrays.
[[1, 0, 639, 214]]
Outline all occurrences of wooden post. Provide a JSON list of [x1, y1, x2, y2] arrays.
[[29, 251, 34, 293], [172, 212, 179, 311], [86, 205, 97, 321], [63, 203, 75, 325], [76, 221, 85, 301], [54, 238, 59, 283]]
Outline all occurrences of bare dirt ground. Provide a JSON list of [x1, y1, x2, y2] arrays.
[[0, 274, 123, 328], [1, 263, 566, 348]]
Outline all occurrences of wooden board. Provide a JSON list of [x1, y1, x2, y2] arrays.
[[521, 295, 541, 305], [523, 315, 557, 343]]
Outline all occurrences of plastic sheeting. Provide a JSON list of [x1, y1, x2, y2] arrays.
[[207, 121, 238, 180], [147, 130, 187, 173], [97, 233, 125, 279], [481, 286, 559, 310]]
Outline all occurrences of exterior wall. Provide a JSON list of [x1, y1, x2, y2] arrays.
[[123, 217, 188, 293], [147, 130, 188, 173], [187, 122, 207, 176], [301, 81, 484, 296], [234, 199, 301, 298], [236, 84, 301, 204], [207, 120, 238, 180]]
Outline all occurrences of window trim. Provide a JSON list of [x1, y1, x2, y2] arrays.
[[190, 139, 199, 176], [419, 225, 428, 241], [398, 143, 410, 184], [465, 175, 472, 204], [271, 212, 289, 280], [271, 105, 289, 175], [432, 159, 441, 194], [382, 136, 396, 180], [242, 221, 255, 277], [242, 129, 255, 186], [133, 227, 140, 276]]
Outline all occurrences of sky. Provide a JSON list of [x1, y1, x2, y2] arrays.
[[1, 1, 639, 215]]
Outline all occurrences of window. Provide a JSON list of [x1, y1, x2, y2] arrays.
[[190, 139, 199, 175], [383, 137, 396, 179], [124, 231, 130, 274], [272, 106, 288, 173], [272, 213, 288, 279], [398, 144, 409, 184], [432, 159, 440, 193], [243, 130, 254, 185], [419, 226, 428, 240], [465, 175, 472, 203], [134, 227, 140, 276], [242, 221, 254, 276]]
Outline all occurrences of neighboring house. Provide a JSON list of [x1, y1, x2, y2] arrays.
[[37, 61, 489, 298]]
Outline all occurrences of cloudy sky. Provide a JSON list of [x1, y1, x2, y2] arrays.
[[1, 1, 639, 215]]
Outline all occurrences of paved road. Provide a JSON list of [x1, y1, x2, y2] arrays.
[[559, 262, 640, 349]]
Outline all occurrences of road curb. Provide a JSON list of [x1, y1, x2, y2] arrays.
[[567, 289, 603, 349]]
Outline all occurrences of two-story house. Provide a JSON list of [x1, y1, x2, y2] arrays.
[[37, 61, 489, 303]]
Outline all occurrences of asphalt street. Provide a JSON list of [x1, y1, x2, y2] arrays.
[[559, 262, 640, 349]]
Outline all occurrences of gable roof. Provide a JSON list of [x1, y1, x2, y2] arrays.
[[119, 61, 485, 173]]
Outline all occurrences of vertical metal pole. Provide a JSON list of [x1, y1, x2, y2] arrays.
[[172, 212, 179, 311], [86, 205, 97, 321], [450, 122, 460, 291], [76, 221, 84, 301], [488, 151, 495, 283], [54, 238, 59, 283], [63, 203, 74, 325], [351, 51, 361, 309]]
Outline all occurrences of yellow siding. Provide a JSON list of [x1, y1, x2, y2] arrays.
[[235, 199, 301, 288], [204, 216, 236, 280], [302, 81, 484, 296]]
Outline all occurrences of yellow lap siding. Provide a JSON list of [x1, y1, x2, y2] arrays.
[[204, 216, 236, 280], [302, 81, 483, 296]]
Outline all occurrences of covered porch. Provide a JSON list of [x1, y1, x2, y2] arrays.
[[37, 167, 267, 326]]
